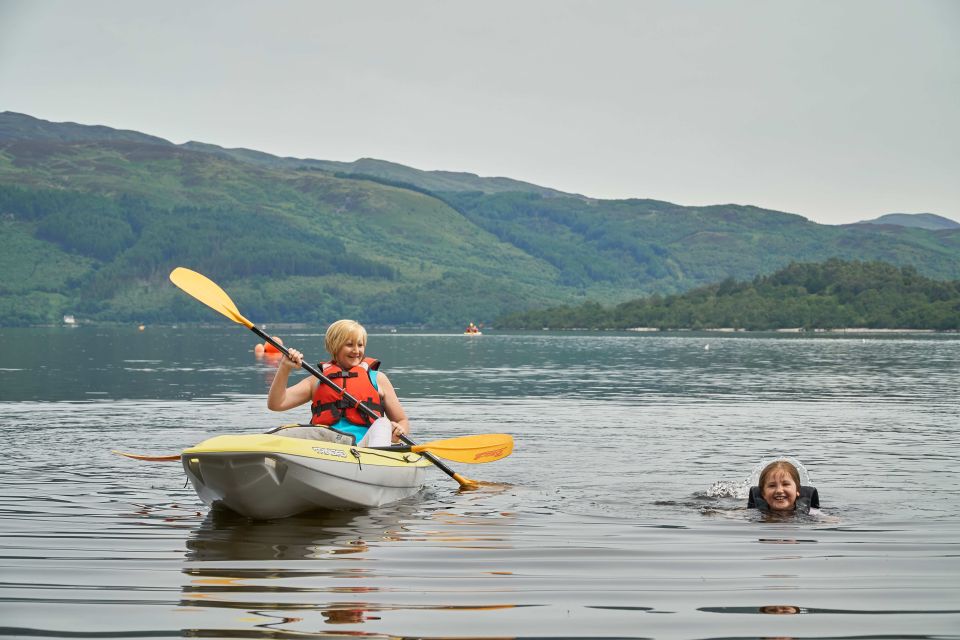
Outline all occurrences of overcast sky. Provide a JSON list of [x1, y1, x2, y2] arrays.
[[1, 0, 957, 225]]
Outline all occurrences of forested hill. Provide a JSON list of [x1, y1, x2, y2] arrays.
[[854, 213, 960, 230], [1, 111, 959, 327], [498, 260, 960, 331]]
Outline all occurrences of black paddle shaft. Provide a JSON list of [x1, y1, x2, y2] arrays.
[[251, 325, 457, 476]]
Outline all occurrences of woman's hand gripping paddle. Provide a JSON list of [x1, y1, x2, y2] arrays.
[[168, 267, 511, 489]]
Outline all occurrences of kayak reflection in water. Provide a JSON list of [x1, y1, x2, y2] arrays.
[[759, 604, 801, 615], [266, 319, 411, 447], [748, 459, 821, 515]]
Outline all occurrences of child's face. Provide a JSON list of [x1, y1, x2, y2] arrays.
[[335, 334, 365, 369], [761, 470, 799, 511]]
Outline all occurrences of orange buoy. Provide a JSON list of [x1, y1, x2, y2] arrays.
[[263, 336, 284, 354]]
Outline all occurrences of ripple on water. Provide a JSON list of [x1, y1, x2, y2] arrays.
[[1, 330, 958, 638]]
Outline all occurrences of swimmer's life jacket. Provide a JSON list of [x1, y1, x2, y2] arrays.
[[310, 357, 384, 427], [747, 486, 820, 515]]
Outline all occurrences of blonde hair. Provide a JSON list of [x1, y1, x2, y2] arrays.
[[325, 319, 367, 357], [759, 460, 801, 489]]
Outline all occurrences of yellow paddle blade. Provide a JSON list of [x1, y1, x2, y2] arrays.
[[453, 473, 479, 490], [169, 267, 253, 328], [412, 433, 513, 464]]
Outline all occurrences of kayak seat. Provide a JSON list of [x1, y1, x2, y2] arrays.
[[265, 423, 356, 445]]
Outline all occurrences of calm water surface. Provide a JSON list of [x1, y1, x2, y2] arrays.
[[1, 327, 958, 639]]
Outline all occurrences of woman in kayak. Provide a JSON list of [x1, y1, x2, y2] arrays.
[[747, 459, 820, 514], [267, 319, 410, 446]]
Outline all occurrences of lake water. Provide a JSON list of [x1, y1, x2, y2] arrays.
[[1, 326, 958, 639]]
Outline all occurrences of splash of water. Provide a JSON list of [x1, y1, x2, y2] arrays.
[[706, 478, 751, 499]]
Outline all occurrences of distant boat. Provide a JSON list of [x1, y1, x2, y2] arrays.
[[63, 314, 76, 326], [463, 322, 482, 335]]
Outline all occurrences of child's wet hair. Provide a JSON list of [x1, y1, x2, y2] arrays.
[[759, 460, 801, 488]]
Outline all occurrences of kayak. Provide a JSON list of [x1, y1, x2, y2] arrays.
[[181, 433, 433, 519]]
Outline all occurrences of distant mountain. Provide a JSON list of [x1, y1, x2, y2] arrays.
[[0, 112, 567, 197], [180, 141, 574, 197], [854, 213, 960, 230], [0, 110, 172, 146], [1, 111, 958, 327]]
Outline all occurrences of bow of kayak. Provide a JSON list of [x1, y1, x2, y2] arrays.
[[181, 434, 432, 520]]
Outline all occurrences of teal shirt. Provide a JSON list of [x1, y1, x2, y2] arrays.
[[328, 369, 379, 443]]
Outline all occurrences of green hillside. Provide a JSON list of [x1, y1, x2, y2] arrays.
[[1, 111, 958, 328], [499, 259, 960, 331], [180, 141, 571, 197], [854, 213, 960, 230], [438, 192, 960, 295]]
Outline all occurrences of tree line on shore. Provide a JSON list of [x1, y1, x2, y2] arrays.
[[496, 259, 960, 331]]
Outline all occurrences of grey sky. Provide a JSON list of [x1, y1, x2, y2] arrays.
[[1, 0, 957, 224]]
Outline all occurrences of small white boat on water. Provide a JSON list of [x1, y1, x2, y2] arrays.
[[181, 433, 432, 520]]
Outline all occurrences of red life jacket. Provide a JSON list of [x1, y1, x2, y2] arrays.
[[310, 357, 384, 427]]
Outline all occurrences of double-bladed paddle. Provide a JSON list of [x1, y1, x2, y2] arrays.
[[168, 267, 510, 489], [114, 432, 514, 465]]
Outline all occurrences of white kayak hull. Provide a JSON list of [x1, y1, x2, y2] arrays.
[[181, 434, 432, 519]]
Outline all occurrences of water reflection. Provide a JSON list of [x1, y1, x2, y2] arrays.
[[184, 505, 416, 562], [700, 604, 960, 615], [179, 502, 525, 636], [759, 604, 802, 615], [3, 329, 959, 639], [181, 507, 403, 634]]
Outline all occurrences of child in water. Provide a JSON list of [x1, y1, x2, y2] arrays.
[[748, 459, 821, 515]]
